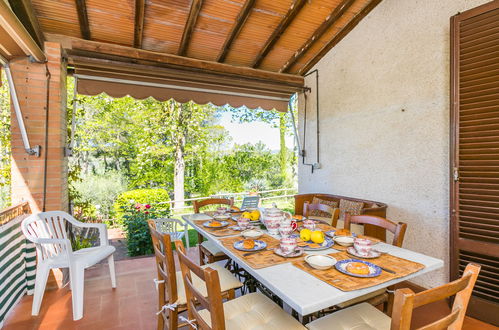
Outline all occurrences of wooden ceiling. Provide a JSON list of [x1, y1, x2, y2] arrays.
[[11, 0, 382, 76]]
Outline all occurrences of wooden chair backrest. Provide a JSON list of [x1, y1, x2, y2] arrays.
[[344, 214, 407, 247], [147, 221, 178, 329], [193, 198, 234, 214], [391, 263, 480, 330], [303, 201, 340, 227], [174, 240, 225, 330]]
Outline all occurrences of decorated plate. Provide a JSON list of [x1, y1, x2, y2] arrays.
[[346, 247, 381, 259], [233, 239, 267, 252], [274, 247, 304, 258], [335, 259, 382, 278], [297, 236, 334, 251], [203, 220, 229, 229], [325, 230, 358, 238], [231, 216, 260, 223]]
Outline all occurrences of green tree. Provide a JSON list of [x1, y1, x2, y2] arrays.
[[222, 102, 297, 187]]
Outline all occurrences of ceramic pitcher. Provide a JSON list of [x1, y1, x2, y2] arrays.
[[261, 206, 292, 235]]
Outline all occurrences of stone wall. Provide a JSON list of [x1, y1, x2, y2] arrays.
[[298, 0, 490, 287]]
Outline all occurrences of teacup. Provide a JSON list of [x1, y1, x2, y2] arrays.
[[237, 217, 250, 230], [216, 207, 228, 215], [303, 219, 316, 231], [280, 237, 297, 254], [354, 238, 373, 256]]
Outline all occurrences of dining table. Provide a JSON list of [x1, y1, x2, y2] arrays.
[[181, 212, 444, 318]]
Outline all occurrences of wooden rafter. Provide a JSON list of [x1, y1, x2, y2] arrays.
[[0, 0, 45, 61], [8, 0, 44, 47], [298, 0, 383, 75], [75, 0, 91, 40], [62, 36, 304, 86], [216, 0, 255, 63], [280, 0, 356, 73], [251, 0, 307, 68], [133, 0, 145, 48], [178, 0, 203, 56]]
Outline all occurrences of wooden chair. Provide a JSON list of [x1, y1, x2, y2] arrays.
[[148, 221, 242, 330], [344, 213, 407, 247], [193, 198, 234, 265], [303, 201, 340, 227], [174, 239, 306, 330], [306, 263, 481, 330]]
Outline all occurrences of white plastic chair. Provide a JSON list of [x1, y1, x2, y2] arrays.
[[152, 218, 190, 248], [21, 211, 116, 320]]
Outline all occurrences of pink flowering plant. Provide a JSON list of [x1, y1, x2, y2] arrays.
[[122, 202, 169, 256]]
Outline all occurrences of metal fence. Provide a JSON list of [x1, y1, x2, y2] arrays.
[[156, 188, 297, 211]]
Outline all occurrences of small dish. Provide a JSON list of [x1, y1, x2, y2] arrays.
[[335, 259, 382, 278], [333, 236, 355, 246], [325, 230, 358, 238], [233, 239, 267, 252], [305, 255, 337, 270], [274, 247, 304, 258], [347, 247, 381, 259], [242, 229, 264, 239], [202, 220, 229, 229], [212, 214, 231, 221]]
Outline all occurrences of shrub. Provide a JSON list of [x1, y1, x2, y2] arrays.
[[73, 170, 128, 219], [114, 188, 170, 222], [122, 203, 169, 256]]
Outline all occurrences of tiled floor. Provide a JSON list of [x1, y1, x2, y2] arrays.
[[3, 249, 498, 330]]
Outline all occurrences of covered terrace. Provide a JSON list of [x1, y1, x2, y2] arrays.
[[0, 0, 498, 329]]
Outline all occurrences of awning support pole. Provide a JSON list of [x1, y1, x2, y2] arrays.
[[1, 55, 41, 157], [288, 96, 302, 154]]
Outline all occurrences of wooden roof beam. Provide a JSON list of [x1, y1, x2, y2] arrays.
[[251, 0, 307, 68], [63, 36, 304, 87], [133, 0, 145, 48], [298, 0, 383, 75], [75, 0, 91, 40], [280, 0, 356, 73], [7, 0, 45, 47], [178, 0, 203, 56], [217, 0, 255, 63], [0, 0, 45, 62]]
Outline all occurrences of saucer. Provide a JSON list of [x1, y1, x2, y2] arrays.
[[347, 247, 381, 259], [274, 247, 304, 258]]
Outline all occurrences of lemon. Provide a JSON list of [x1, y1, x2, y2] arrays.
[[241, 211, 251, 219], [311, 230, 325, 244], [249, 210, 260, 221], [300, 229, 312, 241]]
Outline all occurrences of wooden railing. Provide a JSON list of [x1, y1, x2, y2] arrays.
[[0, 201, 31, 225]]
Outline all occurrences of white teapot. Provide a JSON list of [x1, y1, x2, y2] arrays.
[[261, 206, 292, 235]]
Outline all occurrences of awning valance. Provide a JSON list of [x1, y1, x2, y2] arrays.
[[71, 56, 304, 112]]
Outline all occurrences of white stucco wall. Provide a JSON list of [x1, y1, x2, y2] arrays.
[[298, 0, 490, 287]]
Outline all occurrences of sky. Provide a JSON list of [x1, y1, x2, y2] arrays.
[[218, 112, 295, 151]]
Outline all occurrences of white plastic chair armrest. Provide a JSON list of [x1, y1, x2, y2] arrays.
[[35, 238, 73, 256]]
